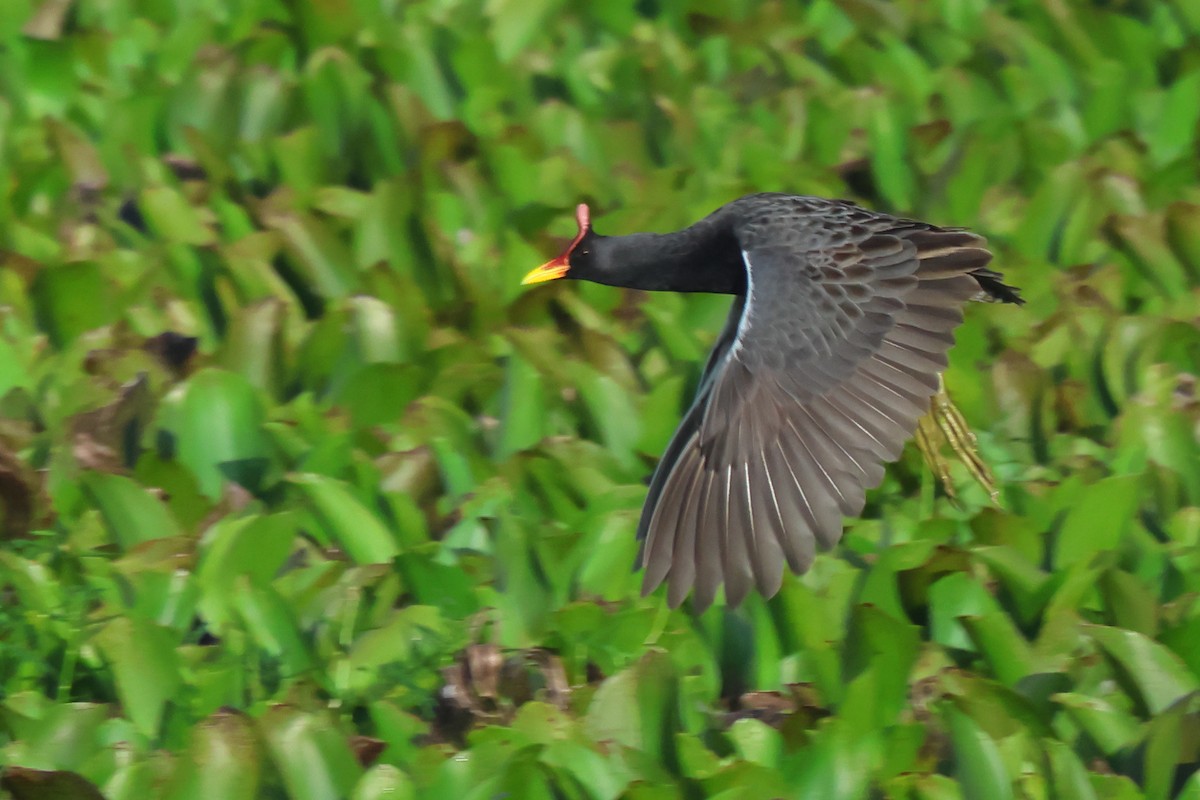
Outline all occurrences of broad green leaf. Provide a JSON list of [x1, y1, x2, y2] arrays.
[[1088, 625, 1198, 715], [160, 368, 272, 498], [195, 513, 298, 631], [232, 578, 313, 676], [94, 617, 182, 739], [140, 185, 216, 246], [289, 473, 401, 563], [584, 651, 677, 765], [1051, 692, 1142, 755], [259, 706, 362, 800], [944, 704, 1013, 800], [352, 765, 416, 800], [30, 262, 120, 347], [1043, 738, 1099, 800], [167, 710, 261, 800], [1054, 475, 1140, 568], [81, 472, 183, 549]]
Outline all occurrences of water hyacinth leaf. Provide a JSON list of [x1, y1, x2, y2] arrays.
[[334, 363, 423, 428], [139, 185, 216, 246], [573, 511, 641, 601], [395, 552, 478, 617], [567, 362, 640, 470], [195, 513, 298, 631], [167, 710, 262, 800], [0, 701, 109, 770], [81, 472, 183, 549], [867, 99, 914, 209], [495, 352, 547, 459], [160, 368, 273, 498], [1106, 214, 1191, 300], [1099, 569, 1158, 636], [1043, 738, 1100, 800], [264, 210, 359, 298], [726, 718, 781, 769], [31, 262, 121, 347], [1053, 475, 1140, 569], [1051, 692, 1143, 755], [584, 651, 677, 765], [0, 336, 34, 396], [487, 0, 558, 62], [1141, 700, 1199, 800], [944, 704, 1013, 800], [94, 616, 182, 739], [346, 605, 448, 686], [289, 473, 401, 564], [929, 571, 1000, 651], [260, 706, 363, 800], [215, 298, 289, 397], [784, 720, 879, 800], [1165, 201, 1200, 280], [1088, 625, 1198, 715], [232, 578, 314, 676], [352, 765, 416, 800], [970, 546, 1049, 614], [960, 612, 1040, 688], [543, 740, 634, 799], [1144, 70, 1200, 167]]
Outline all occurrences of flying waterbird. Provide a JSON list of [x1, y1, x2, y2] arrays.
[[522, 194, 1022, 611]]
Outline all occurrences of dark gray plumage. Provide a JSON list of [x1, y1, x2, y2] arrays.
[[523, 194, 1022, 611]]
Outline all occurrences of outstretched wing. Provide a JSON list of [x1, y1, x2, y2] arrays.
[[637, 209, 988, 610]]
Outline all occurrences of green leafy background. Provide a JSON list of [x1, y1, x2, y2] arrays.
[[2, 1, 1200, 798]]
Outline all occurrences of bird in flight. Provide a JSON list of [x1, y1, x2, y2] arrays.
[[523, 194, 1022, 611]]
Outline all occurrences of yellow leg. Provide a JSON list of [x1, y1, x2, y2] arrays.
[[914, 374, 999, 505]]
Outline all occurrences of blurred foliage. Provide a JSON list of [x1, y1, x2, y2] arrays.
[[1, 0, 1200, 798]]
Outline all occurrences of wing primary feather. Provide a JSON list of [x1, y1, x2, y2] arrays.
[[808, 395, 894, 459], [640, 456, 688, 591], [767, 442, 819, 570], [664, 452, 703, 606], [795, 404, 884, 489], [873, 351, 941, 391], [838, 381, 918, 436], [692, 469, 722, 612], [722, 464, 754, 607]]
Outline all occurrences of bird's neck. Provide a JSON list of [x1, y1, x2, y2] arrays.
[[585, 223, 747, 294]]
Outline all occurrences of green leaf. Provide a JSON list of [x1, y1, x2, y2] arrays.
[[944, 704, 1013, 800], [94, 616, 182, 739], [195, 513, 298, 631], [81, 472, 183, 549], [263, 210, 359, 298], [1043, 738, 1100, 800], [960, 612, 1040, 688], [352, 765, 416, 800], [1088, 625, 1199, 715], [1054, 475, 1140, 568], [139, 185, 216, 246], [168, 710, 262, 800], [290, 473, 401, 563], [1051, 692, 1143, 755], [584, 651, 677, 766], [495, 352, 546, 458], [31, 262, 120, 347], [160, 368, 273, 498], [232, 578, 314, 676], [259, 706, 362, 800]]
